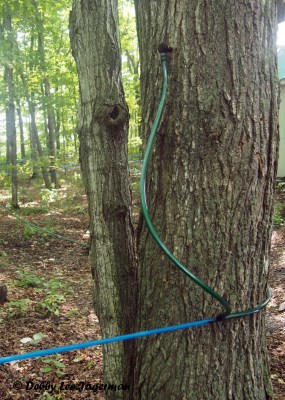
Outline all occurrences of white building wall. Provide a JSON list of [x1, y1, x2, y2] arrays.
[[278, 83, 285, 177]]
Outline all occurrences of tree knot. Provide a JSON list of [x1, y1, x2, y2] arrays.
[[105, 103, 128, 131]]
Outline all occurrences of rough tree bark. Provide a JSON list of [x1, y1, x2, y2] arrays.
[[133, 1, 278, 399], [69, 1, 137, 397], [3, 5, 18, 208], [70, 0, 279, 399]]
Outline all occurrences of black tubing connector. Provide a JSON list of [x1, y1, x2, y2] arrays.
[[215, 312, 228, 322], [158, 43, 173, 54]]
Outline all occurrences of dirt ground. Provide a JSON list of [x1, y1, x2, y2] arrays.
[[0, 184, 284, 400]]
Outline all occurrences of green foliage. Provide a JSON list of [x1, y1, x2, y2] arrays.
[[0, 166, 16, 189], [66, 307, 79, 317], [13, 269, 42, 288], [0, 0, 141, 201], [42, 276, 70, 293], [0, 0, 79, 196], [40, 188, 60, 206], [16, 158, 50, 176], [273, 203, 285, 227], [128, 136, 142, 155], [18, 206, 49, 215], [40, 355, 66, 378], [69, 171, 84, 185], [60, 195, 86, 214], [38, 292, 65, 316], [8, 298, 30, 317], [21, 219, 56, 240], [12, 268, 70, 317], [118, 0, 141, 150], [83, 360, 96, 370], [37, 276, 70, 316], [276, 181, 285, 191], [22, 223, 40, 239]]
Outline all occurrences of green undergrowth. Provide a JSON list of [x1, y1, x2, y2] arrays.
[[273, 203, 285, 227], [273, 181, 285, 228], [17, 206, 49, 216], [9, 270, 72, 317]]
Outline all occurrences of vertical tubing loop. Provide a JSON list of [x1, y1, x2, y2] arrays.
[[139, 50, 232, 318]]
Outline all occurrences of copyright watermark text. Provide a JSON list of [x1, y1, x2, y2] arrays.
[[12, 380, 130, 393]]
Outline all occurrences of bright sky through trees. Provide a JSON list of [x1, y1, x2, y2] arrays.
[[0, 17, 284, 147], [278, 21, 285, 45]]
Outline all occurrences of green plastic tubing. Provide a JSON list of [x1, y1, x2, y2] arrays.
[[139, 49, 271, 320]]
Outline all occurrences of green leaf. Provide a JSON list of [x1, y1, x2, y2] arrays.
[[56, 370, 66, 377], [52, 360, 66, 368], [40, 366, 53, 373], [33, 332, 44, 342], [42, 358, 54, 364]]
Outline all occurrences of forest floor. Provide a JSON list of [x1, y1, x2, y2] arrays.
[[0, 174, 284, 400]]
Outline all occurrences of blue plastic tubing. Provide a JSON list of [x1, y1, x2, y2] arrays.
[[0, 294, 270, 365], [0, 50, 270, 365]]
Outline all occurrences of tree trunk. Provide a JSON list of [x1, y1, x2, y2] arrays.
[[29, 99, 51, 189], [70, 0, 279, 399], [71, 115, 77, 152], [20, 71, 51, 189], [16, 100, 26, 161], [5, 68, 18, 208], [3, 6, 18, 208], [5, 124, 11, 164], [28, 107, 38, 178], [55, 87, 61, 151], [32, 0, 59, 188], [40, 84, 49, 148], [133, 1, 278, 399], [43, 77, 59, 188], [69, 1, 137, 397]]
